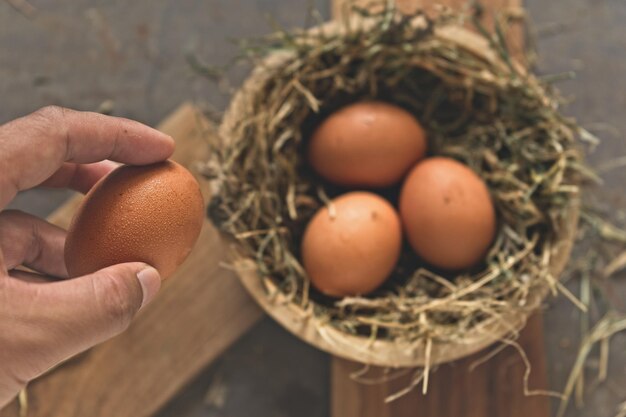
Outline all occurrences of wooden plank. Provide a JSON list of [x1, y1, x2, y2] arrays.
[[329, 0, 550, 416], [332, 0, 522, 18], [0, 104, 264, 417], [332, 0, 524, 59], [331, 359, 390, 417], [331, 315, 550, 417]]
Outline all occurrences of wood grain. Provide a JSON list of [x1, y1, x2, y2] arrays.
[[0, 104, 264, 417], [332, 0, 522, 18], [329, 0, 549, 416], [331, 315, 550, 417], [332, 0, 525, 59]]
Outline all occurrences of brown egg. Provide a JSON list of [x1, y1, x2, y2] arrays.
[[301, 192, 402, 297], [399, 157, 496, 270], [65, 160, 204, 279], [307, 101, 427, 187]]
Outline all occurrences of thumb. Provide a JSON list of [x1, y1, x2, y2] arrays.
[[19, 263, 161, 377]]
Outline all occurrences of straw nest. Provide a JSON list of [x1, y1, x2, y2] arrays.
[[204, 7, 584, 366]]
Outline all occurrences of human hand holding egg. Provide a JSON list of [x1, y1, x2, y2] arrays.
[[0, 107, 202, 407]]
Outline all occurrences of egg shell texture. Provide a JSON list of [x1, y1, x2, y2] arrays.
[[399, 157, 496, 270], [307, 101, 427, 187], [301, 192, 402, 297], [65, 160, 204, 279]]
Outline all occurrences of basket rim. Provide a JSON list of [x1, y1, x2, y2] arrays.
[[217, 20, 581, 366], [228, 197, 578, 367]]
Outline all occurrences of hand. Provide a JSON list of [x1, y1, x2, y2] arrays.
[[0, 106, 175, 407]]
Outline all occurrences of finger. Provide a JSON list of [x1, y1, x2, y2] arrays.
[[0, 106, 175, 207], [0, 244, 6, 275], [9, 269, 51, 283], [0, 210, 68, 278], [40, 161, 120, 194], [8, 263, 161, 381]]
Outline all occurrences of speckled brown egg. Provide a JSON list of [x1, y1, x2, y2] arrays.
[[399, 157, 496, 270], [64, 160, 204, 279], [301, 192, 402, 297], [307, 101, 427, 187]]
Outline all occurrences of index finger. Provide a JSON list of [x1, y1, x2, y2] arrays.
[[0, 106, 175, 208]]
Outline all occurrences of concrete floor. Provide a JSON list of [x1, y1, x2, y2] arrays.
[[1, 0, 625, 416]]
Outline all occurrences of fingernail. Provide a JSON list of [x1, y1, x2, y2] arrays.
[[136, 267, 162, 309]]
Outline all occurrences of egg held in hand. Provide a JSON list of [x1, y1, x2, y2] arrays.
[[65, 160, 204, 279], [301, 192, 402, 297], [399, 157, 496, 271], [307, 101, 427, 187]]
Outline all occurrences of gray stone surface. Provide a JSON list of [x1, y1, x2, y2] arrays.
[[1, 0, 625, 416], [527, 1, 626, 416]]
